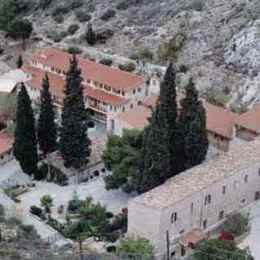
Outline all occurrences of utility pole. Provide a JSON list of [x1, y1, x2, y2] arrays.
[[166, 230, 170, 260]]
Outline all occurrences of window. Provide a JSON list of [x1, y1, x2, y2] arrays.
[[222, 185, 226, 195], [203, 219, 207, 229], [219, 210, 224, 220], [122, 91, 125, 96], [255, 192, 260, 201], [133, 89, 136, 94], [244, 175, 248, 183], [233, 180, 238, 190], [130, 104, 134, 109], [171, 212, 177, 223], [181, 246, 186, 257], [258, 169, 260, 176], [205, 194, 211, 205], [138, 88, 141, 92], [190, 203, 194, 215], [122, 107, 125, 112], [137, 101, 142, 106]]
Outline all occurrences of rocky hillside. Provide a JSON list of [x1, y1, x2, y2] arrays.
[[8, 0, 260, 109]]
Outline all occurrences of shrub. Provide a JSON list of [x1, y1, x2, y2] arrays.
[[99, 58, 113, 66], [204, 88, 231, 108], [223, 213, 250, 237], [67, 24, 79, 35], [118, 62, 136, 72], [106, 212, 114, 219], [75, 11, 91, 22], [53, 14, 64, 24], [30, 205, 43, 218], [52, 6, 70, 17], [100, 9, 116, 22], [96, 29, 114, 44], [94, 170, 100, 177], [179, 64, 189, 73], [106, 245, 117, 253], [47, 30, 68, 42], [39, 0, 53, 9], [67, 46, 82, 54], [34, 163, 48, 181], [70, 0, 84, 9]]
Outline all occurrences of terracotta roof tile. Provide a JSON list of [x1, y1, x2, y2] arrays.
[[117, 106, 152, 129], [235, 104, 260, 133], [0, 132, 13, 155], [32, 48, 145, 91], [22, 66, 128, 106], [121, 95, 237, 139]]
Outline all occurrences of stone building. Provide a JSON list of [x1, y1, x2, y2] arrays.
[[128, 139, 260, 258], [22, 48, 154, 129]]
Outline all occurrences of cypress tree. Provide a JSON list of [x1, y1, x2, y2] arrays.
[[178, 78, 208, 169], [137, 107, 171, 193], [37, 73, 57, 156], [17, 54, 23, 68], [158, 63, 179, 177], [86, 23, 96, 46], [13, 83, 38, 176], [59, 55, 91, 170]]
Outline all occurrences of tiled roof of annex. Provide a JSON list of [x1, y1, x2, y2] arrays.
[[120, 95, 237, 139], [22, 66, 128, 106], [131, 137, 260, 209], [31, 48, 145, 92], [235, 104, 260, 133]]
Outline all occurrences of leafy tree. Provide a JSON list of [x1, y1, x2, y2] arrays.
[[103, 129, 143, 192], [86, 23, 96, 46], [17, 55, 23, 68], [37, 73, 57, 157], [194, 239, 254, 260], [59, 55, 91, 170], [13, 83, 38, 177], [117, 237, 154, 259], [7, 18, 33, 49], [223, 213, 250, 237], [40, 195, 53, 213], [178, 78, 208, 169]]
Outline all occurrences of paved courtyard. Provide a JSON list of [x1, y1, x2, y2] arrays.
[[18, 177, 132, 220]]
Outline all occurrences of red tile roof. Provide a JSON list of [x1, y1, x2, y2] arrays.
[[0, 132, 13, 155], [235, 104, 260, 133], [32, 48, 145, 91], [117, 106, 152, 129], [118, 95, 237, 139], [204, 102, 237, 140], [22, 66, 128, 106]]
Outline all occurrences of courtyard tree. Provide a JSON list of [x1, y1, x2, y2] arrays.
[[13, 83, 38, 177], [59, 54, 91, 173], [103, 129, 143, 192], [178, 78, 208, 170], [117, 236, 154, 259], [194, 239, 254, 260], [37, 73, 57, 157], [40, 195, 53, 213]]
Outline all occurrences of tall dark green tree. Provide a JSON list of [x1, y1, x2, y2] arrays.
[[178, 78, 208, 169], [17, 54, 23, 69], [37, 73, 57, 157], [136, 63, 179, 193], [13, 83, 38, 176], [158, 63, 180, 177], [59, 55, 91, 170], [86, 23, 96, 46], [137, 107, 171, 193]]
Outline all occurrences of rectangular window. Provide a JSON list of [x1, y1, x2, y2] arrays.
[[219, 210, 224, 220], [203, 219, 207, 229], [171, 212, 177, 224], [222, 186, 226, 195]]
